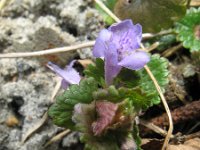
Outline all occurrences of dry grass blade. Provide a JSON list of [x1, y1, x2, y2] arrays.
[[0, 41, 95, 58], [137, 42, 160, 52], [94, 0, 120, 22], [44, 129, 71, 147], [147, 42, 160, 52], [185, 131, 200, 141], [168, 138, 200, 150], [21, 112, 48, 144], [162, 44, 183, 57], [142, 30, 173, 40], [78, 59, 94, 68], [140, 119, 174, 139], [144, 66, 173, 150]]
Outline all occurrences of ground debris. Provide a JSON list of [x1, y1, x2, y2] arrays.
[[150, 100, 200, 128]]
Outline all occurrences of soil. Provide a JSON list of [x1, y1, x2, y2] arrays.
[[0, 0, 102, 149]]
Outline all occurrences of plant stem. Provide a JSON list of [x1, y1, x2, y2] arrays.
[[94, 0, 173, 149], [0, 41, 95, 58]]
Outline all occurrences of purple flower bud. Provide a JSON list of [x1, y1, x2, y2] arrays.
[[93, 19, 150, 85], [47, 60, 81, 89], [92, 101, 118, 136]]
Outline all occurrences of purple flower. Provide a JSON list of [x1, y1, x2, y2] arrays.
[[47, 60, 81, 89], [93, 19, 150, 85]]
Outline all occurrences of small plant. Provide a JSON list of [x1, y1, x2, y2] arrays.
[[175, 7, 200, 52], [48, 20, 169, 150]]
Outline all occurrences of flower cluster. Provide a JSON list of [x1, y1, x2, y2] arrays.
[[93, 19, 150, 85]]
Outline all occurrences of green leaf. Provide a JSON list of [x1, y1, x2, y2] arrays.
[[93, 85, 124, 103], [115, 68, 140, 88], [115, 54, 169, 108], [83, 135, 120, 150], [175, 7, 200, 52], [157, 34, 177, 51], [48, 77, 98, 129], [84, 58, 105, 86], [93, 86, 155, 110], [95, 0, 116, 25], [119, 87, 156, 110], [138, 54, 169, 105], [114, 0, 187, 33]]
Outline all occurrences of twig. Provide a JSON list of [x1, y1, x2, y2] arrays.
[[94, 0, 120, 22], [0, 41, 95, 58], [142, 30, 173, 40], [140, 119, 174, 138], [150, 100, 200, 128], [44, 129, 71, 147], [21, 112, 48, 144], [162, 43, 183, 57], [136, 42, 159, 52], [184, 131, 200, 141], [146, 42, 160, 52], [94, 1, 173, 149]]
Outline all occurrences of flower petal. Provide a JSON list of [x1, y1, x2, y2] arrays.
[[61, 79, 70, 89], [109, 19, 142, 52], [104, 44, 122, 85], [108, 19, 134, 33], [126, 24, 142, 50], [118, 51, 150, 70], [93, 29, 112, 57], [47, 61, 81, 88]]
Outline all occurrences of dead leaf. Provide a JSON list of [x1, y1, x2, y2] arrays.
[[44, 129, 71, 147], [6, 115, 19, 127], [78, 59, 93, 68], [168, 138, 200, 150]]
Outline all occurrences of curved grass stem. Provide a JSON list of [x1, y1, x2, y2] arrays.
[[144, 65, 173, 150], [0, 41, 95, 58]]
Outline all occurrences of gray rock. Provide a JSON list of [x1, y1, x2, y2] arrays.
[[62, 132, 80, 147]]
